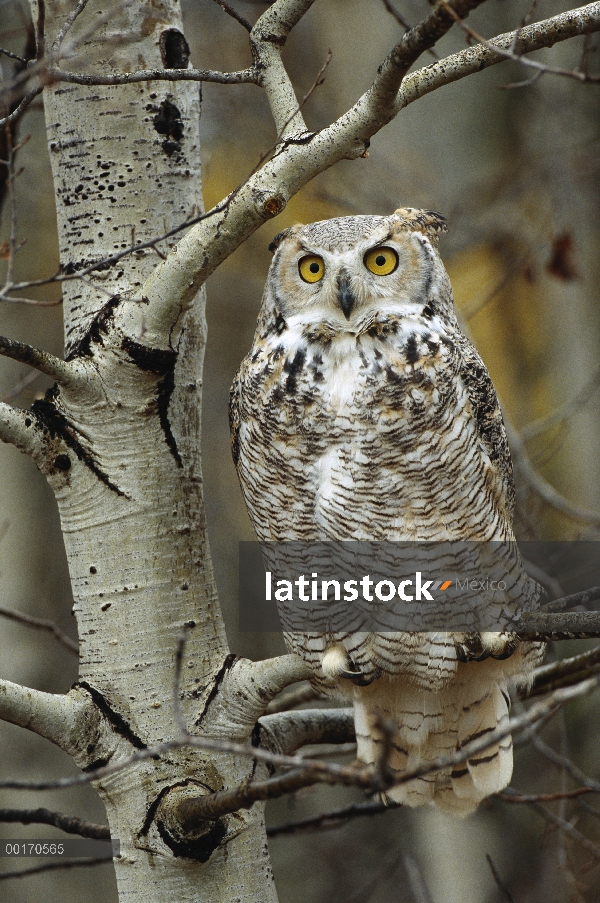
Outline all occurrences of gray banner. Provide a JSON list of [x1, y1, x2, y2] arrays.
[[0, 839, 119, 858], [238, 541, 600, 632]]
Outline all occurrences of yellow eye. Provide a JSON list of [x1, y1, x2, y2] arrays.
[[299, 255, 325, 284], [364, 246, 398, 276]]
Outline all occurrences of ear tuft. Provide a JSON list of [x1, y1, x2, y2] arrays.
[[268, 224, 304, 253], [393, 207, 447, 243]]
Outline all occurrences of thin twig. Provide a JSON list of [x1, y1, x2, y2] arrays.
[[51, 0, 92, 55], [267, 800, 391, 837], [381, 0, 439, 59], [528, 645, 600, 698], [521, 365, 600, 440], [0, 605, 78, 654], [0, 86, 44, 130], [498, 786, 596, 803], [486, 853, 516, 903], [440, 0, 600, 84], [0, 807, 109, 839], [0, 48, 28, 64], [0, 858, 111, 881], [0, 370, 41, 403], [531, 801, 600, 862], [211, 0, 252, 32], [532, 736, 600, 793]]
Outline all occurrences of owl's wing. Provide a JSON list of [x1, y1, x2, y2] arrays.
[[453, 331, 516, 518], [229, 364, 243, 468]]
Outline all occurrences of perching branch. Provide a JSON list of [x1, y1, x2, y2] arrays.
[[527, 645, 600, 698], [259, 708, 355, 755]]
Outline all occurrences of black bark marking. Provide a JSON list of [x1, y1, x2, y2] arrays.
[[54, 454, 71, 471], [66, 295, 122, 360], [159, 29, 190, 69], [77, 680, 147, 750], [32, 391, 128, 497], [157, 815, 227, 862], [151, 99, 184, 157], [121, 336, 176, 375], [121, 336, 182, 467], [157, 367, 182, 468], [195, 653, 239, 728]]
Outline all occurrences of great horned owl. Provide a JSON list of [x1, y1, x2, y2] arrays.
[[230, 208, 541, 815]]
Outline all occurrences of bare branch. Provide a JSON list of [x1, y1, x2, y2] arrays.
[[0, 807, 109, 840], [0, 402, 45, 459], [45, 65, 259, 86], [137, 2, 600, 349], [0, 858, 111, 882], [440, 0, 600, 84], [51, 0, 92, 55], [250, 0, 318, 135], [265, 681, 321, 714], [0, 85, 43, 130], [212, 0, 252, 32], [399, 3, 600, 109], [1, 671, 597, 794], [0, 679, 84, 749], [516, 610, 600, 641], [530, 800, 600, 862], [259, 708, 355, 755], [498, 786, 596, 803], [0, 335, 80, 386], [506, 420, 600, 527], [0, 48, 29, 64], [0, 605, 78, 654], [528, 646, 600, 698], [486, 854, 516, 903], [267, 799, 391, 837], [521, 365, 600, 440]]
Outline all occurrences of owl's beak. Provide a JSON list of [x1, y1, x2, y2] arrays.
[[337, 274, 356, 319]]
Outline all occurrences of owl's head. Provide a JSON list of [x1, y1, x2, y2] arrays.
[[262, 208, 453, 335]]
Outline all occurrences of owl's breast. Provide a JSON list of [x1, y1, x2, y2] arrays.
[[234, 324, 508, 540]]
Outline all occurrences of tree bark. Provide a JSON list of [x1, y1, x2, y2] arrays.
[[11, 2, 300, 900]]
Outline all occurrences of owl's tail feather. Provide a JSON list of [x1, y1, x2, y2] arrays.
[[353, 669, 512, 816]]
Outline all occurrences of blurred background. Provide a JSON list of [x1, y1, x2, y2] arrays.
[[1, 0, 600, 900]]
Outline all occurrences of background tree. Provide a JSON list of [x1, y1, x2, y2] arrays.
[[1, 1, 600, 901]]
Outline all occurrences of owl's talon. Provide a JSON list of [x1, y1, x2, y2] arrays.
[[338, 668, 376, 686], [471, 650, 491, 662], [490, 645, 516, 661]]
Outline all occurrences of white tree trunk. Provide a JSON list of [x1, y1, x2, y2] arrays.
[[6, 3, 305, 900]]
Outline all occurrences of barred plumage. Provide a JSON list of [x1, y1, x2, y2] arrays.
[[230, 208, 542, 815]]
